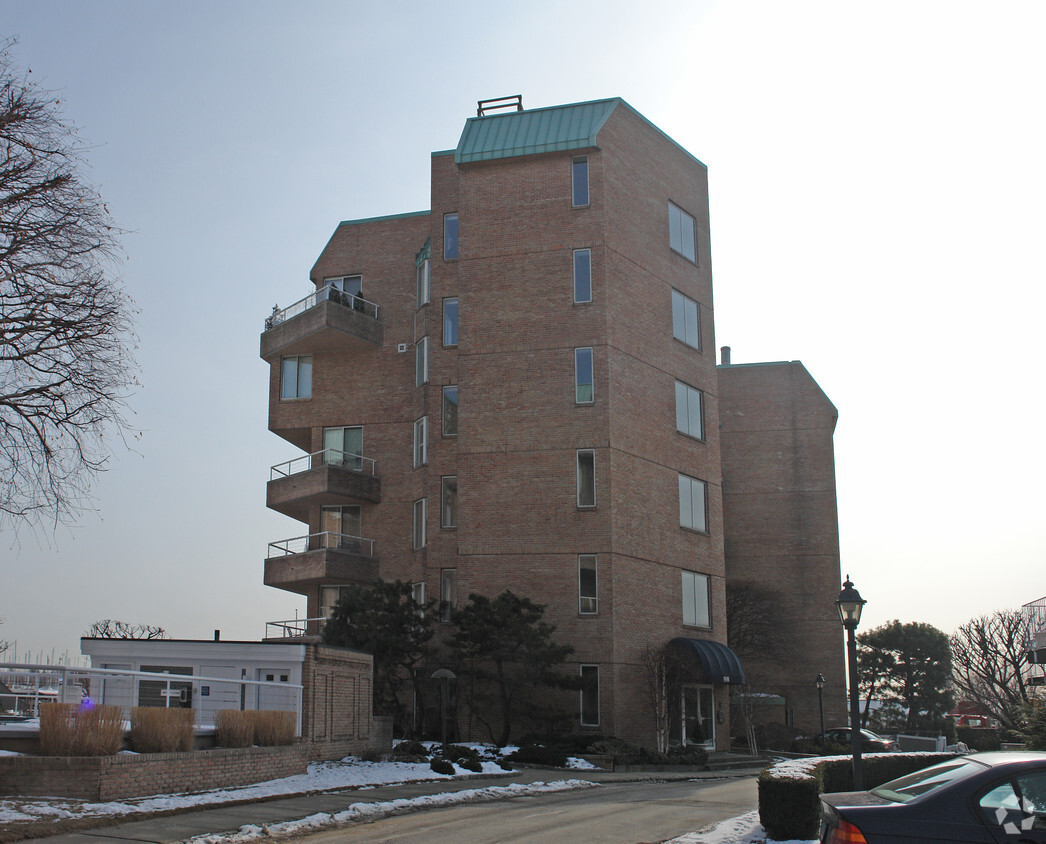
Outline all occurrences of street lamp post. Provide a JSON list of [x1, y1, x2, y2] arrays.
[[815, 673, 826, 739], [836, 575, 867, 791]]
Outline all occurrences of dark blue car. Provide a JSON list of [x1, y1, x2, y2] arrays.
[[820, 751, 1046, 843]]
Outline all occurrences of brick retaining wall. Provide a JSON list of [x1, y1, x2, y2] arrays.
[[0, 744, 307, 800]]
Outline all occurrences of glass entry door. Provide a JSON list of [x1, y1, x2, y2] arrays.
[[680, 684, 715, 747], [321, 505, 361, 551]]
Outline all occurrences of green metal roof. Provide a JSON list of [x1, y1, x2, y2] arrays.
[[455, 98, 621, 164]]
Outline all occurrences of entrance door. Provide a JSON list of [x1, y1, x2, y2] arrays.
[[323, 426, 362, 471], [321, 505, 361, 551], [680, 685, 715, 747]]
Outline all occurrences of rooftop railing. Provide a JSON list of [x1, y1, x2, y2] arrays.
[[267, 531, 375, 559], [270, 449, 376, 481], [264, 286, 379, 331], [264, 617, 329, 639]]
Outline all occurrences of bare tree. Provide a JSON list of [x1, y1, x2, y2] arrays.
[[639, 643, 686, 752], [0, 40, 138, 534], [726, 579, 791, 660], [86, 619, 166, 640], [951, 609, 1032, 732]]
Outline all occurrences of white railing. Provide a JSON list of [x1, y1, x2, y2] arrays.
[[0, 663, 303, 734], [264, 287, 379, 330], [267, 531, 375, 559], [264, 617, 329, 640], [270, 449, 377, 481]]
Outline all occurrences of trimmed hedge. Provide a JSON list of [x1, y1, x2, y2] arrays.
[[759, 753, 957, 840]]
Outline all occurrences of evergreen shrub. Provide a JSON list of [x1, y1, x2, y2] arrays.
[[508, 743, 569, 767], [430, 757, 455, 775]]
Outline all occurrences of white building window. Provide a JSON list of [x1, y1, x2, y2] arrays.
[[412, 498, 426, 549], [573, 249, 592, 303], [577, 449, 595, 508], [579, 555, 597, 614], [669, 201, 696, 262], [575, 348, 593, 403], [443, 385, 458, 436], [416, 337, 429, 387], [441, 476, 457, 528], [416, 259, 430, 308], [678, 473, 708, 533], [580, 665, 599, 725], [443, 298, 459, 346], [671, 290, 700, 350], [280, 355, 312, 399], [572, 157, 589, 207], [675, 381, 704, 440], [441, 568, 457, 622], [444, 213, 459, 259], [682, 571, 711, 628], [413, 416, 428, 467], [412, 581, 426, 609]]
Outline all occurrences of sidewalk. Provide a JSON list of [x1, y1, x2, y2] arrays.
[[20, 767, 759, 843]]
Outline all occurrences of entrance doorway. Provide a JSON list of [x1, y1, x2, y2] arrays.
[[671, 684, 715, 747]]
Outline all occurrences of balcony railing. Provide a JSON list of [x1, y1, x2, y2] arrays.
[[265, 617, 329, 639], [267, 531, 375, 559], [264, 287, 379, 331], [270, 449, 376, 481]]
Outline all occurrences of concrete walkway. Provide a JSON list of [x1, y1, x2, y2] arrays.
[[27, 767, 760, 843]]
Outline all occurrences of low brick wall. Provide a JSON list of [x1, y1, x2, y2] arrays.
[[0, 744, 308, 800]]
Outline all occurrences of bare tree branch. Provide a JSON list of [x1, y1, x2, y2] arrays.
[[951, 609, 1032, 732], [0, 38, 138, 536], [85, 619, 166, 640]]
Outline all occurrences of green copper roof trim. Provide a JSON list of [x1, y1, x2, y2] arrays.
[[432, 149, 455, 158], [454, 97, 706, 167], [455, 98, 619, 164], [337, 210, 430, 227], [415, 237, 431, 267]]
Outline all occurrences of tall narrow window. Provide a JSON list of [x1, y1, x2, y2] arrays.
[[678, 474, 708, 532], [573, 249, 592, 303], [580, 665, 599, 726], [441, 476, 458, 528], [671, 290, 701, 350], [572, 156, 589, 207], [323, 426, 363, 470], [674, 381, 705, 440], [444, 213, 459, 259], [442, 385, 459, 436], [443, 298, 459, 346], [280, 355, 312, 399], [416, 259, 430, 308], [440, 568, 457, 622], [577, 449, 595, 508], [416, 336, 429, 387], [575, 347, 593, 403], [412, 581, 426, 610], [579, 555, 597, 614], [668, 201, 697, 262], [413, 416, 428, 467], [412, 498, 426, 549], [682, 571, 711, 627]]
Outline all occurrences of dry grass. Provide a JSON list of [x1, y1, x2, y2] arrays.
[[129, 706, 194, 753], [251, 710, 295, 746], [214, 710, 254, 747], [214, 709, 296, 747], [39, 702, 124, 756]]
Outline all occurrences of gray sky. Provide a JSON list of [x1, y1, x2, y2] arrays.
[[3, 0, 1044, 663]]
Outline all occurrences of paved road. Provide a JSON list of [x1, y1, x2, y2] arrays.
[[286, 777, 757, 844], [32, 770, 758, 843]]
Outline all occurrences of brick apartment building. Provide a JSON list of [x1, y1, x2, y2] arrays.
[[260, 96, 846, 748]]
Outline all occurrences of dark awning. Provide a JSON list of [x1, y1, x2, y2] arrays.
[[668, 638, 746, 685]]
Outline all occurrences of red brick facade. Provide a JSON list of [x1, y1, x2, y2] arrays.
[[261, 99, 842, 749]]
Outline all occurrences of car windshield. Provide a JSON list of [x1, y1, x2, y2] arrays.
[[871, 759, 989, 804]]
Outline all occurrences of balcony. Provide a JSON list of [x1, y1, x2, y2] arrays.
[[264, 616, 329, 641], [260, 287, 382, 362], [267, 450, 380, 522], [264, 531, 378, 595]]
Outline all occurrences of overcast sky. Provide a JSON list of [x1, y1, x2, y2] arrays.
[[2, 0, 1044, 664]]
